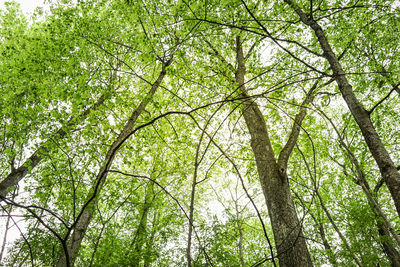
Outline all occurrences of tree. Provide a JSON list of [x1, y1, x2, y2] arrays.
[[1, 0, 400, 266]]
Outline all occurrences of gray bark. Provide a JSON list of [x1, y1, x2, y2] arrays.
[[0, 197, 14, 264], [236, 36, 312, 267]]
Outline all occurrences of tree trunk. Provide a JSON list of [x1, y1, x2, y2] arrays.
[[186, 167, 197, 267], [316, 190, 362, 266], [56, 60, 171, 267], [318, 107, 400, 264], [236, 36, 312, 267], [0, 193, 14, 264], [234, 199, 245, 266], [143, 211, 159, 267], [318, 223, 338, 266], [131, 182, 153, 264], [285, 0, 400, 217]]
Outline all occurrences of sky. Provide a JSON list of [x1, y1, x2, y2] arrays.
[[0, 0, 46, 14], [0, 0, 399, 264]]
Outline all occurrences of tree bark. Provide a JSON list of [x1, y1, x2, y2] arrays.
[[56, 60, 171, 267], [285, 0, 400, 217], [236, 36, 312, 267]]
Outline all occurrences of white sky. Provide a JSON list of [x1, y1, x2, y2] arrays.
[[0, 0, 399, 264], [0, 0, 45, 14]]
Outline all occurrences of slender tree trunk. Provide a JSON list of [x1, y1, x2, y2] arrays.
[[0, 198, 14, 264], [88, 224, 105, 266], [297, 139, 361, 266], [56, 60, 171, 267], [317, 107, 400, 264], [131, 182, 153, 264], [378, 220, 400, 266], [234, 199, 245, 266], [316, 190, 362, 266], [285, 0, 400, 217], [236, 36, 312, 267], [354, 175, 400, 265], [186, 168, 196, 267], [143, 211, 159, 267], [187, 115, 212, 267], [295, 191, 338, 266], [318, 223, 337, 266], [0, 214, 10, 264]]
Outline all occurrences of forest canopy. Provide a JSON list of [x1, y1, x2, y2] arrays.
[[0, 0, 399, 266]]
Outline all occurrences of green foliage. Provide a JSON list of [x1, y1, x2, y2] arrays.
[[0, 0, 399, 266]]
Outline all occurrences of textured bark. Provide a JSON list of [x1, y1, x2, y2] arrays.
[[285, 0, 400, 217], [236, 36, 312, 267], [56, 61, 170, 267]]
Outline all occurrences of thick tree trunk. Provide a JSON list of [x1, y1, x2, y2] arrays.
[[285, 0, 400, 217], [236, 36, 312, 266], [56, 60, 171, 267]]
